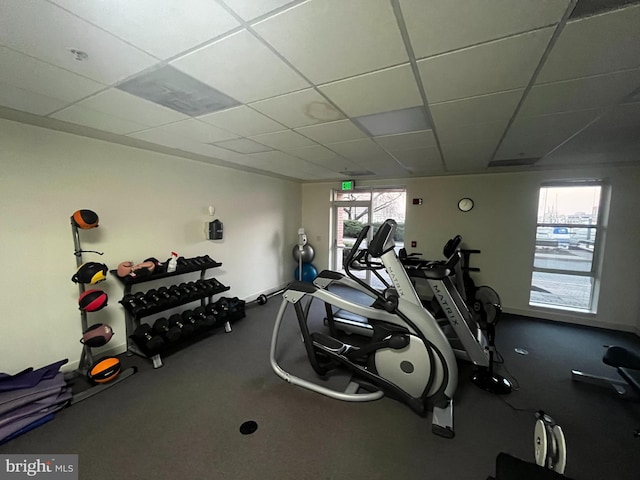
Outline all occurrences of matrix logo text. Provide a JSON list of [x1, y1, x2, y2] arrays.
[[0, 455, 77, 479]]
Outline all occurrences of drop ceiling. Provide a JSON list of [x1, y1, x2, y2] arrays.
[[1, 0, 639, 182]]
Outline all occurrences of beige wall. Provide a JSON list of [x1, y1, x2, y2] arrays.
[[2, 116, 638, 375], [302, 166, 640, 333], [0, 119, 301, 373]]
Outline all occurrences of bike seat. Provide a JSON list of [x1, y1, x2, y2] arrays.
[[603, 345, 640, 370]]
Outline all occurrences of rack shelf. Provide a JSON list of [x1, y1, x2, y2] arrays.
[[112, 257, 232, 369]]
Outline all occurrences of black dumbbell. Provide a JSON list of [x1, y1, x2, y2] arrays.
[[204, 303, 224, 328], [120, 294, 147, 316], [194, 306, 216, 328], [145, 289, 166, 307], [215, 298, 230, 320], [176, 256, 190, 271], [180, 282, 199, 299], [203, 279, 223, 295], [152, 317, 182, 343], [131, 324, 165, 353], [169, 313, 194, 337], [133, 291, 153, 311], [168, 285, 188, 303], [157, 287, 178, 306], [181, 309, 201, 332]]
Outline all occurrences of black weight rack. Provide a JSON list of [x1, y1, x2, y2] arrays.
[[112, 257, 231, 368]]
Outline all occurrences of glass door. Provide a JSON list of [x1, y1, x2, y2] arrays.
[[332, 192, 371, 284], [331, 187, 407, 288]]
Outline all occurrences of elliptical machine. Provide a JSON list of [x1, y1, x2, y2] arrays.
[[270, 219, 459, 438]]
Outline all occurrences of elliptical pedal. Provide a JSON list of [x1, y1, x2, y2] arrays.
[[311, 332, 352, 355]]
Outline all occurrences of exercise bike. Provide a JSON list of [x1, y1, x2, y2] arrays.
[[270, 219, 459, 438]]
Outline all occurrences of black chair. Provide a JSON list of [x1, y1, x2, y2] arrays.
[[487, 453, 575, 480]]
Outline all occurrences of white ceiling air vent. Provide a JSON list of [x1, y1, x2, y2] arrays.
[[341, 170, 376, 176], [352, 106, 431, 136], [488, 158, 541, 167], [117, 65, 240, 116]]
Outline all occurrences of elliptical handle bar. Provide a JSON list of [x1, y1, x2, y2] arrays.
[[368, 219, 397, 258], [344, 224, 370, 270], [343, 220, 399, 309]]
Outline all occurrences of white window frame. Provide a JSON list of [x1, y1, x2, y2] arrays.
[[530, 180, 606, 313]]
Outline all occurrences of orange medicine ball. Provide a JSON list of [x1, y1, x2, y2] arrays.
[[72, 209, 99, 229], [88, 357, 121, 384]]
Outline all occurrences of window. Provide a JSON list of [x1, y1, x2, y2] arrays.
[[529, 182, 604, 312]]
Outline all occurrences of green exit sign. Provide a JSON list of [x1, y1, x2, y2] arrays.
[[341, 180, 354, 191]]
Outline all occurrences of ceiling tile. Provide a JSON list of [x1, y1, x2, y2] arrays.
[[50, 104, 149, 135], [537, 4, 640, 84], [213, 138, 273, 154], [65, 89, 189, 127], [136, 119, 239, 144], [495, 109, 604, 160], [171, 29, 309, 103], [440, 142, 496, 172], [250, 89, 344, 128], [0, 46, 105, 103], [367, 162, 412, 177], [584, 102, 640, 134], [417, 28, 554, 103], [241, 151, 339, 180], [127, 128, 245, 162], [437, 120, 508, 146], [253, 0, 408, 84], [0, 82, 68, 116], [319, 64, 422, 117], [0, 0, 158, 84], [520, 68, 640, 117], [49, 0, 240, 60], [430, 90, 524, 129], [400, 0, 570, 59], [327, 138, 395, 162], [284, 145, 338, 162], [250, 130, 317, 150], [538, 103, 640, 164], [295, 119, 366, 144], [375, 130, 437, 151], [284, 145, 364, 173], [391, 146, 443, 170], [222, 0, 298, 22], [198, 106, 286, 137], [313, 158, 366, 175]]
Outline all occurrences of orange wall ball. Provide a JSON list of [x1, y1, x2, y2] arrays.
[[72, 209, 99, 229]]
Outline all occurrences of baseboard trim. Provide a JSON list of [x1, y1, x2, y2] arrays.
[[505, 307, 639, 335]]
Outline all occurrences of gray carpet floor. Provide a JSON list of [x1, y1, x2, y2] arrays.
[[1, 297, 639, 480]]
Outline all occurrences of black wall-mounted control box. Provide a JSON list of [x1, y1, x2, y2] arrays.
[[208, 219, 223, 240]]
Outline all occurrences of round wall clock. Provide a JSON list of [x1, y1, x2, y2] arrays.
[[458, 197, 474, 212]]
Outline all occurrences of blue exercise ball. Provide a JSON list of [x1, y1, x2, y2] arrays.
[[294, 263, 318, 282]]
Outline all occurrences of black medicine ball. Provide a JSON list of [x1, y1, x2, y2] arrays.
[[72, 262, 108, 285], [80, 323, 114, 347]]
